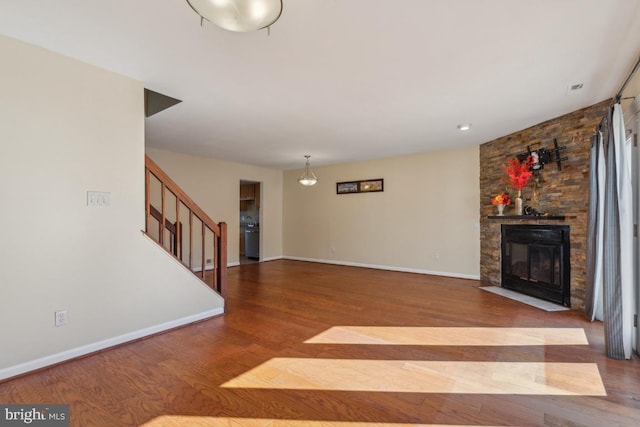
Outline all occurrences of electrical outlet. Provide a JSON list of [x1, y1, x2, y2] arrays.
[[87, 191, 111, 207], [55, 310, 68, 327]]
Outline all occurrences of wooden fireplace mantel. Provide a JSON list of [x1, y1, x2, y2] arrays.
[[486, 215, 568, 220]]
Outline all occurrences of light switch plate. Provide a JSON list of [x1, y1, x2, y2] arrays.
[[87, 191, 111, 207]]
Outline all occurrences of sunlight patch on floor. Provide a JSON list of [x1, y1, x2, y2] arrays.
[[140, 416, 500, 427], [305, 327, 589, 346], [221, 358, 606, 396]]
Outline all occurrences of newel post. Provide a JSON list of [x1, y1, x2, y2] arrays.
[[217, 222, 228, 303]]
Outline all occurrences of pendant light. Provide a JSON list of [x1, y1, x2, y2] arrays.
[[298, 155, 318, 186], [186, 0, 283, 32]]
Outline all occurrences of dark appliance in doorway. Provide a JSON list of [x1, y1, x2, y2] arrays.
[[245, 227, 259, 260]]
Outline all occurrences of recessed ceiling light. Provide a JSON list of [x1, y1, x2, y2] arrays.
[[457, 123, 472, 131]]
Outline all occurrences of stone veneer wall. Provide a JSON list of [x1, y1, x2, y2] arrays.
[[480, 100, 609, 310]]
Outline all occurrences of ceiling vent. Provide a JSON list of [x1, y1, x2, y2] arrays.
[[567, 83, 584, 95]]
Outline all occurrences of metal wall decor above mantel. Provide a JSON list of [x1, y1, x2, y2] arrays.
[[512, 138, 568, 171]]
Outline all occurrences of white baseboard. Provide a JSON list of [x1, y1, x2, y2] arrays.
[[194, 263, 253, 270], [192, 265, 216, 273], [0, 308, 223, 382], [227, 256, 281, 267], [282, 256, 480, 281]]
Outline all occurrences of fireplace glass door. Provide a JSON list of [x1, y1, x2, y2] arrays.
[[501, 225, 570, 307]]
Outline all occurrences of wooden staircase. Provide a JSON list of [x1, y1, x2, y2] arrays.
[[144, 155, 227, 299]]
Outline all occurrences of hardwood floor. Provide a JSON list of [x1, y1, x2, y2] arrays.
[[1, 260, 639, 426]]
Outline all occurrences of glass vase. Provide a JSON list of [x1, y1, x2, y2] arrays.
[[515, 190, 523, 215]]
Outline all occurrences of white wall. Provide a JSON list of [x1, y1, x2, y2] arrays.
[[0, 35, 223, 379], [145, 148, 284, 265], [283, 146, 480, 279]]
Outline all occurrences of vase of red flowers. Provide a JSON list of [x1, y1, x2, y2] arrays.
[[491, 193, 511, 216], [502, 156, 533, 215]]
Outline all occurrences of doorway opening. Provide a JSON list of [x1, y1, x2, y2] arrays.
[[239, 180, 261, 265]]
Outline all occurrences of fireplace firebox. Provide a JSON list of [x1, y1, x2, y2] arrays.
[[501, 224, 570, 307]]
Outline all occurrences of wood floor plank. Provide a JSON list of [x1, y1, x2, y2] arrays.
[[1, 260, 639, 426]]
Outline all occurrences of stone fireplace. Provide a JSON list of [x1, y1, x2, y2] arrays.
[[501, 224, 571, 307], [479, 100, 609, 310]]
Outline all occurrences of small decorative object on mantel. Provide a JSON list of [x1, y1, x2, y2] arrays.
[[491, 193, 511, 216], [502, 156, 533, 215], [524, 205, 554, 217]]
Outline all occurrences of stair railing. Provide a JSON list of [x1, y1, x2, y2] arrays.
[[144, 155, 227, 299]]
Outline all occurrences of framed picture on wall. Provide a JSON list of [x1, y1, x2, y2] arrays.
[[359, 179, 383, 192], [336, 179, 384, 194], [336, 181, 359, 194]]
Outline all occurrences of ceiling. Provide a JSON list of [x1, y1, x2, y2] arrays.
[[1, 0, 640, 170]]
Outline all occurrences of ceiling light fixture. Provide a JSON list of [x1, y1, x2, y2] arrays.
[[186, 0, 283, 32], [457, 123, 472, 131], [297, 155, 318, 186]]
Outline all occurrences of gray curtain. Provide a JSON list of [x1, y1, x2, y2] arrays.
[[585, 131, 605, 321], [586, 103, 633, 360]]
